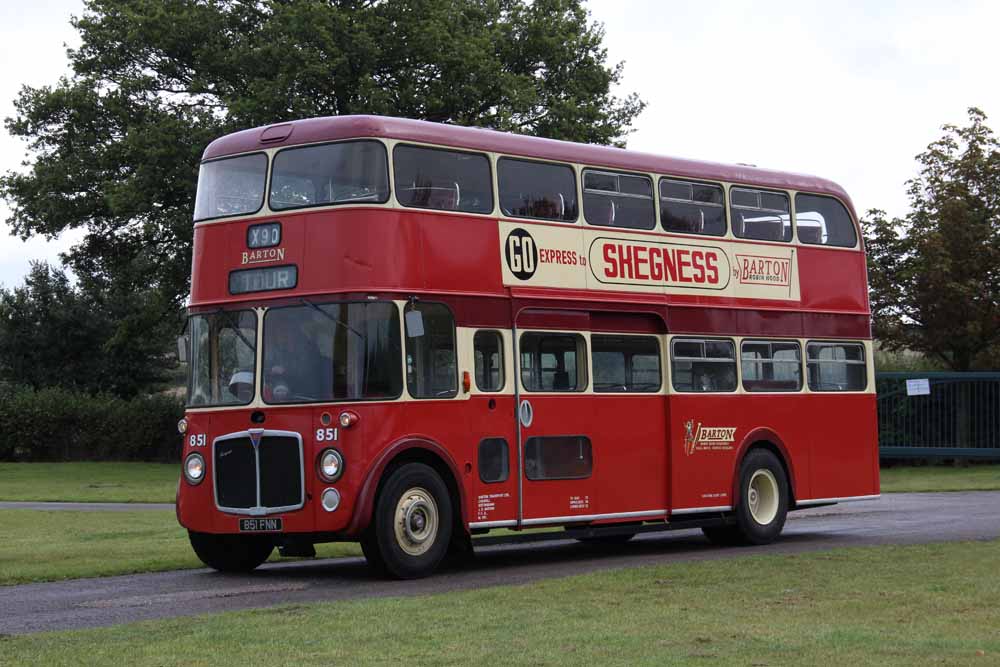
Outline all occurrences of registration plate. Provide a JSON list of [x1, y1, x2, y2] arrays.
[[239, 518, 283, 532]]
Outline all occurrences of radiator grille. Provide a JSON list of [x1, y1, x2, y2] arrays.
[[213, 431, 304, 514]]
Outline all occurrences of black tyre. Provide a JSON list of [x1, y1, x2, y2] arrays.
[[731, 449, 789, 545], [366, 462, 453, 579], [188, 531, 274, 573]]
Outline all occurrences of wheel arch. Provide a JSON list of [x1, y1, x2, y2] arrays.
[[346, 437, 468, 537], [732, 428, 798, 507]]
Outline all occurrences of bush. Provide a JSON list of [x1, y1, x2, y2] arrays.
[[0, 386, 184, 462]]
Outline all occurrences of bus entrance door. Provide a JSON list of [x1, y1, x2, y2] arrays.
[[515, 316, 597, 528]]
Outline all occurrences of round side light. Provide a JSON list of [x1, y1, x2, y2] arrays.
[[321, 488, 341, 512], [317, 448, 344, 483], [177, 418, 188, 435], [183, 452, 205, 485]]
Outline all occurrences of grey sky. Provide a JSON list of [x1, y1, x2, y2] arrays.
[[2, 0, 998, 288]]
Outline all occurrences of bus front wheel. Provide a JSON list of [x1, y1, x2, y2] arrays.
[[364, 462, 453, 579], [188, 531, 274, 572], [732, 448, 789, 545]]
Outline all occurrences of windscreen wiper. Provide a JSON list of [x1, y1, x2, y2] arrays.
[[300, 298, 366, 341], [213, 308, 256, 352]]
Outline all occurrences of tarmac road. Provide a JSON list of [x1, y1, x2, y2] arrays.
[[2, 491, 998, 636]]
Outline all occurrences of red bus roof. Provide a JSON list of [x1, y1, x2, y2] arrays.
[[202, 115, 854, 209]]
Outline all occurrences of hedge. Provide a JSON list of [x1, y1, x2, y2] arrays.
[[0, 385, 185, 462]]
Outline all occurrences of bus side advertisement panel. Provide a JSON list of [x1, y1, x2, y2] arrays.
[[498, 222, 802, 303]]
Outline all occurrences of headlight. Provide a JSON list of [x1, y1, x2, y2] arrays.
[[317, 448, 344, 482], [321, 488, 341, 512], [184, 452, 205, 485]]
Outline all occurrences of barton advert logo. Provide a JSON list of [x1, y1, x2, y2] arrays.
[[683, 420, 737, 456], [733, 253, 791, 286]]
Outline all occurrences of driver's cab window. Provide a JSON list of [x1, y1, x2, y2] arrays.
[[405, 302, 458, 398], [186, 310, 257, 406]]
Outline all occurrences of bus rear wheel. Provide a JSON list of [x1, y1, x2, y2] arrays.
[[731, 449, 789, 545], [365, 462, 453, 579], [188, 531, 274, 573]]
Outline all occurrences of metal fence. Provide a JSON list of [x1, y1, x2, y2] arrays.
[[876, 372, 1000, 459]]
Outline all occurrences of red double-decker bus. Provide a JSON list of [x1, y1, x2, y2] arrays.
[[177, 115, 878, 578]]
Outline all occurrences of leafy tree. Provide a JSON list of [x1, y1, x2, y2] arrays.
[[0, 262, 175, 397], [1, 0, 645, 312], [862, 108, 1000, 370]]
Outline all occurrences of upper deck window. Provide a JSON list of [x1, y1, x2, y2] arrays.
[[269, 140, 389, 211], [394, 145, 493, 214], [795, 194, 858, 248], [583, 169, 655, 230], [194, 153, 267, 221], [730, 188, 791, 242], [660, 178, 726, 236], [498, 157, 578, 222]]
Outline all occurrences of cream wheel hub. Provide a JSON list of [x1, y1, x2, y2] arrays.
[[394, 487, 439, 556], [748, 469, 779, 526]]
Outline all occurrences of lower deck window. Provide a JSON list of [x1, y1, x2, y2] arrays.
[[520, 332, 587, 392], [592, 335, 661, 392], [741, 340, 802, 392], [524, 436, 593, 481], [807, 342, 867, 391], [405, 302, 458, 398], [474, 330, 504, 392], [671, 338, 737, 392], [478, 438, 510, 483]]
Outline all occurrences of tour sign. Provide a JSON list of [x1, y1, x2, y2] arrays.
[[229, 265, 298, 294]]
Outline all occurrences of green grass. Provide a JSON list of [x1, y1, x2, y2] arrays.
[[4, 539, 998, 665], [0, 462, 178, 503], [0, 510, 360, 585], [880, 464, 1000, 493]]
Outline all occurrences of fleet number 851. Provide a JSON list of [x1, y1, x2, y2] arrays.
[[316, 428, 338, 442]]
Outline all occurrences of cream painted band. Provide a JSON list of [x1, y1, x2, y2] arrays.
[[518, 509, 667, 526], [796, 494, 881, 506], [671, 505, 733, 515], [468, 520, 519, 529]]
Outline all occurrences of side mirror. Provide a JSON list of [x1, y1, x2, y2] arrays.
[[405, 309, 425, 338], [177, 335, 189, 364]]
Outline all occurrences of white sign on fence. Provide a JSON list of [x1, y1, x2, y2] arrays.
[[905, 378, 931, 396]]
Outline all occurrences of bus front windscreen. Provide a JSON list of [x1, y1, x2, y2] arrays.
[[185, 310, 258, 406], [193, 153, 268, 221], [262, 301, 402, 404]]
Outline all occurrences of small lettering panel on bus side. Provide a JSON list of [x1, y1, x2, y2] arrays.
[[239, 518, 283, 532]]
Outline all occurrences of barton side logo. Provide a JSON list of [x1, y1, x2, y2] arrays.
[[683, 419, 737, 456], [504, 228, 538, 280]]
